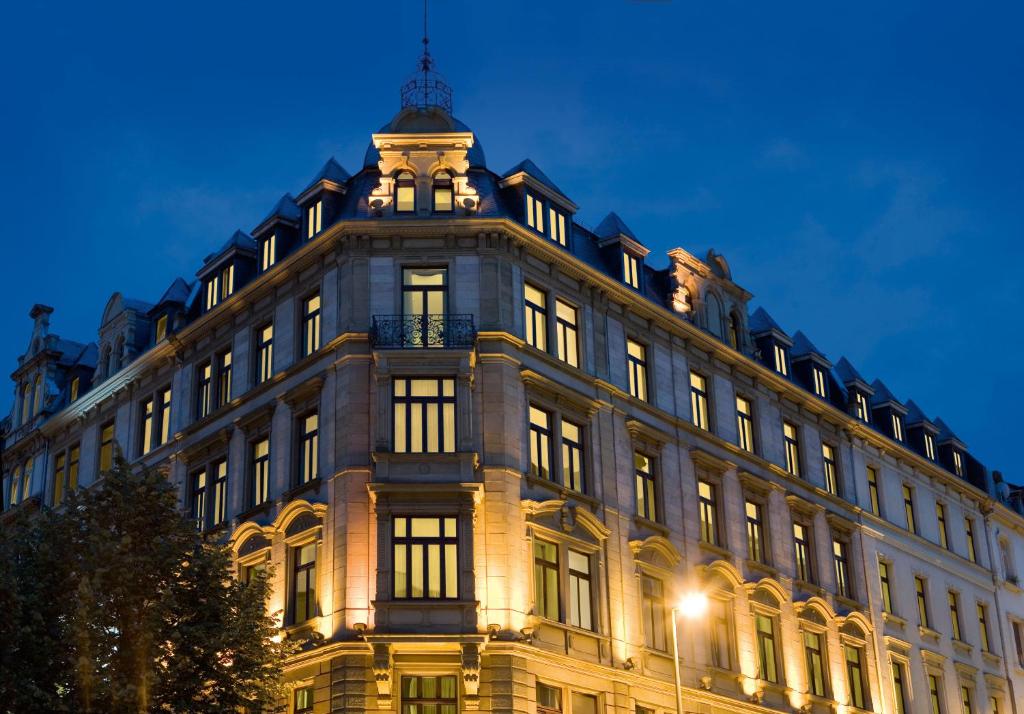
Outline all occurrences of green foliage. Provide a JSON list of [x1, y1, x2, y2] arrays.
[[0, 455, 291, 713]]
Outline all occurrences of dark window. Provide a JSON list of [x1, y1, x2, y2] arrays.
[[634, 453, 657, 522], [641, 575, 667, 651], [822, 443, 839, 495], [755, 613, 779, 683], [936, 503, 949, 549], [393, 377, 456, 453], [401, 676, 457, 714], [251, 438, 270, 507], [297, 412, 319, 485], [916, 576, 930, 627], [196, 361, 212, 419], [903, 484, 917, 533], [804, 630, 827, 697], [727, 312, 740, 350], [255, 323, 274, 385], [432, 171, 453, 212], [928, 675, 943, 714], [736, 396, 754, 452], [528, 405, 552, 480], [290, 542, 317, 623], [709, 598, 733, 670], [393, 516, 458, 599], [879, 561, 893, 613], [524, 283, 548, 351], [301, 293, 321, 358], [626, 339, 648, 401], [961, 686, 973, 714], [892, 662, 908, 714], [866, 466, 881, 516], [534, 539, 560, 620], [846, 644, 867, 709], [978, 602, 990, 652], [948, 590, 962, 640], [965, 518, 977, 562]]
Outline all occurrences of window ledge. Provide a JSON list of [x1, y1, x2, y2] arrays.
[[835, 595, 866, 612], [745, 559, 778, 579], [524, 474, 598, 509], [794, 579, 826, 599], [633, 516, 670, 537], [699, 541, 733, 561], [951, 639, 973, 657], [372, 450, 478, 482], [919, 625, 941, 642], [531, 616, 609, 643], [981, 651, 1003, 669], [236, 501, 274, 523], [882, 612, 907, 629]]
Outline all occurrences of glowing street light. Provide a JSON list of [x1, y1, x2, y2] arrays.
[[671, 591, 709, 714]]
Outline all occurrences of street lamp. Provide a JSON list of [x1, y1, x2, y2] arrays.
[[670, 591, 709, 714]]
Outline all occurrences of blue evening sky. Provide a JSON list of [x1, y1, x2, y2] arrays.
[[1, 1, 1021, 477]]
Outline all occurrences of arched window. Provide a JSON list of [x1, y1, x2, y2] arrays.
[[395, 171, 416, 213], [705, 293, 723, 337], [728, 311, 741, 350], [20, 383, 32, 425], [32, 374, 43, 415], [432, 171, 453, 213]]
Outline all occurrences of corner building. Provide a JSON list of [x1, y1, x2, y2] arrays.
[[4, 77, 1024, 714]]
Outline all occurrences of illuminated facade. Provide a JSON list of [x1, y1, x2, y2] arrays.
[[5, 70, 1024, 714]]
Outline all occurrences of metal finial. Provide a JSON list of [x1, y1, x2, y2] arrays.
[[399, 0, 452, 113]]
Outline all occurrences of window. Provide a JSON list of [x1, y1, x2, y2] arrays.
[[952, 450, 964, 477], [140, 397, 154, 454], [698, 480, 719, 545], [626, 339, 648, 401], [259, 232, 276, 272], [561, 419, 584, 493], [155, 314, 168, 343], [1014, 620, 1024, 666], [928, 674, 943, 714], [401, 676, 457, 714], [393, 377, 456, 453], [812, 365, 828, 398], [211, 459, 228, 527], [833, 538, 851, 598], [548, 207, 567, 246], [622, 252, 640, 289], [395, 171, 415, 213], [804, 630, 827, 697], [977, 602, 990, 652], [99, 421, 114, 473], [554, 299, 578, 367], [291, 542, 317, 622], [879, 561, 893, 614], [793, 522, 814, 583], [297, 412, 319, 484], [190, 468, 207, 530], [866, 466, 881, 516], [524, 283, 547, 351], [196, 361, 212, 419], [755, 613, 779, 683], [51, 452, 65, 507], [251, 438, 270, 507], [205, 264, 234, 310], [70, 376, 79, 402], [528, 406, 552, 480], [892, 661, 908, 714], [925, 432, 936, 460], [255, 323, 274, 385], [891, 413, 905, 442], [571, 693, 598, 714], [525, 193, 544, 232], [294, 685, 314, 714], [689, 371, 710, 430], [846, 644, 868, 710], [965, 518, 977, 563], [567, 550, 593, 630], [727, 312, 740, 350], [960, 686, 972, 714], [948, 590, 962, 640], [534, 539, 560, 620], [854, 391, 870, 422], [216, 350, 232, 408], [306, 199, 322, 238], [936, 503, 949, 549], [783, 421, 800, 476], [709, 597, 734, 669], [822, 443, 838, 495], [772, 343, 789, 376], [745, 500, 765, 563], [402, 267, 448, 346], [903, 485, 916, 533], [736, 396, 754, 452], [52, 445, 79, 507], [301, 293, 321, 357], [393, 516, 458, 599], [916, 576, 931, 627], [8, 465, 21, 507], [634, 453, 657, 522], [432, 171, 453, 212], [640, 575, 667, 651], [156, 387, 171, 447], [537, 682, 561, 714]]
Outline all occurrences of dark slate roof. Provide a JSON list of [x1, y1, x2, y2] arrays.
[[363, 109, 487, 168], [204, 230, 256, 265], [791, 330, 827, 360], [869, 379, 902, 407], [257, 193, 301, 226], [595, 212, 639, 242], [154, 277, 192, 308], [935, 417, 964, 445], [749, 306, 786, 336], [301, 158, 351, 194], [904, 399, 933, 427], [502, 159, 567, 199], [834, 356, 869, 386]]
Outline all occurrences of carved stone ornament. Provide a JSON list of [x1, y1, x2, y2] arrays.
[[372, 642, 393, 703], [461, 642, 482, 709]]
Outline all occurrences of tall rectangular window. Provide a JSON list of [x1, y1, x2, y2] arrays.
[[822, 443, 838, 495], [867, 466, 881, 516], [736, 396, 754, 452], [1015, 621, 1024, 666], [528, 406, 552, 480], [745, 500, 765, 563], [854, 391, 870, 422], [52, 452, 66, 507], [554, 299, 578, 367], [916, 576, 931, 627], [291, 542, 317, 622], [804, 631, 827, 697], [396, 173, 416, 213], [140, 398, 154, 454], [525, 193, 544, 232], [298, 412, 319, 484], [626, 339, 648, 401], [549, 208, 567, 246], [219, 264, 234, 302], [524, 283, 547, 352], [561, 419, 584, 493], [533, 540, 560, 621], [879, 561, 893, 614], [393, 516, 458, 599], [294, 686, 313, 714], [698, 480, 718, 545], [709, 598, 733, 670], [400, 676, 457, 714], [216, 350, 232, 408], [393, 378, 456, 453], [965, 518, 977, 563], [191, 468, 207, 530], [689, 371, 709, 430], [833, 539, 850, 598], [793, 522, 813, 583], [259, 233, 276, 272], [903, 484, 917, 533], [977, 602, 990, 652], [622, 252, 640, 289], [301, 293, 321, 357], [948, 591, 962, 640], [252, 438, 270, 507], [567, 550, 593, 630], [156, 387, 171, 446], [634, 453, 657, 522], [953, 450, 964, 477], [67, 445, 79, 496], [928, 674, 943, 714], [641, 575, 666, 651], [812, 365, 828, 398], [255, 323, 274, 385], [925, 432, 936, 460], [537, 683, 562, 714], [960, 686, 972, 714], [205, 274, 220, 311], [211, 459, 228, 527], [783, 422, 800, 477], [891, 413, 905, 442], [755, 613, 779, 683], [70, 376, 80, 402], [99, 421, 114, 473], [306, 199, 322, 238], [155, 314, 168, 343], [846, 644, 867, 710], [402, 267, 448, 347], [892, 662, 908, 714], [936, 503, 949, 549], [773, 343, 789, 376], [196, 361, 212, 419]]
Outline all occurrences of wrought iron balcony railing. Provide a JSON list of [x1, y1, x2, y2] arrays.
[[370, 314, 476, 349]]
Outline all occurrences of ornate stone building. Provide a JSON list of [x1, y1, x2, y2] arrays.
[[4, 62, 1024, 714]]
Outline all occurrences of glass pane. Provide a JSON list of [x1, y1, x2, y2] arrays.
[[444, 543, 457, 597], [395, 544, 407, 596], [411, 517, 440, 537]]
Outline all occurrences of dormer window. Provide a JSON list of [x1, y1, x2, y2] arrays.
[[432, 171, 453, 212], [204, 264, 234, 311], [525, 193, 544, 232], [772, 344, 789, 376], [259, 233, 276, 272], [155, 314, 168, 343], [622, 252, 640, 289], [952, 450, 964, 477], [924, 433, 936, 460], [854, 392, 870, 422], [395, 171, 416, 213], [727, 312, 740, 350], [69, 376, 79, 402], [548, 206, 567, 246], [812, 365, 828, 399], [306, 200, 322, 238], [891, 413, 905, 442]]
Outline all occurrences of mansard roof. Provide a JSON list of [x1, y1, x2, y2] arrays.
[[100, 293, 154, 328], [300, 158, 350, 195], [253, 193, 301, 234], [935, 417, 965, 447], [748, 307, 790, 341], [502, 159, 567, 199], [364, 107, 486, 168], [869, 379, 906, 411], [834, 356, 871, 391], [595, 211, 639, 242], [905, 399, 936, 429], [790, 330, 831, 366], [201, 230, 256, 268], [152, 277, 192, 309]]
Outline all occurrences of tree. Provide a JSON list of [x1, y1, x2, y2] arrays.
[[0, 455, 291, 713]]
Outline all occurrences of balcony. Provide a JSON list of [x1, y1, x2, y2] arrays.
[[370, 314, 476, 350]]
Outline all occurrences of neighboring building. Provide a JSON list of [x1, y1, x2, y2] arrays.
[[4, 55, 1023, 714]]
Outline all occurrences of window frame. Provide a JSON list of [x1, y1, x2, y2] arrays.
[[296, 410, 320, 486], [524, 282, 548, 352], [822, 442, 840, 496], [626, 338, 648, 402], [735, 395, 755, 453], [259, 232, 276, 272], [392, 377, 457, 454], [744, 499, 767, 564], [689, 370, 710, 431], [554, 298, 579, 367], [300, 292, 322, 358], [392, 515, 459, 600], [432, 170, 454, 213], [622, 251, 640, 289], [793, 520, 815, 584], [783, 421, 801, 477], [634, 451, 658, 523], [254, 322, 274, 386], [395, 171, 416, 214], [866, 465, 882, 516]]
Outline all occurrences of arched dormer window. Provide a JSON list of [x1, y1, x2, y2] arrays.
[[395, 171, 415, 213], [20, 383, 32, 426], [727, 311, 741, 350], [432, 171, 453, 213]]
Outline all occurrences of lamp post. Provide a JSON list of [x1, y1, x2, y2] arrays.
[[670, 591, 709, 714]]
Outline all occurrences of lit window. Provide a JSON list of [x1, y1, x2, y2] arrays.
[[294, 686, 314, 714], [640, 575, 667, 651], [301, 293, 321, 358], [916, 576, 930, 627], [891, 413, 905, 442], [432, 171, 453, 212], [924, 432, 936, 460], [783, 422, 800, 477], [525, 193, 544, 232], [960, 686, 972, 714], [140, 397, 154, 454], [572, 693, 598, 714], [255, 323, 274, 385], [548, 207, 568, 246], [978, 602, 990, 652], [892, 662, 908, 714], [393, 516, 458, 599], [793, 522, 813, 583], [393, 378, 456, 453], [833, 538, 850, 598], [196, 361, 212, 419], [936, 503, 949, 549], [291, 542, 317, 622], [561, 419, 585, 493], [635, 453, 657, 522], [626, 339, 648, 401], [395, 172, 416, 213], [537, 683, 562, 714], [948, 590, 962, 640], [879, 561, 893, 613], [211, 459, 227, 527], [567, 549, 593, 630], [251, 438, 270, 507], [8, 465, 21, 507], [773, 343, 789, 376], [69, 376, 79, 402], [903, 484, 916, 533], [216, 350, 232, 408], [854, 391, 870, 422], [157, 387, 171, 446], [928, 674, 943, 714], [1014, 621, 1024, 666], [727, 312, 740, 350], [401, 676, 457, 714], [528, 406, 552, 480], [402, 267, 448, 347], [755, 613, 779, 683], [306, 199, 322, 237], [99, 421, 114, 473], [155, 314, 168, 343], [812, 365, 827, 398], [259, 233, 276, 272], [219, 264, 234, 302], [866, 466, 881, 516], [524, 283, 547, 351], [846, 644, 868, 710], [709, 598, 734, 670], [622, 252, 640, 289], [297, 412, 319, 484], [745, 500, 765, 563], [689, 371, 709, 430], [554, 299, 579, 367], [952, 450, 964, 477], [822, 443, 839, 495], [803, 630, 827, 697], [190, 468, 207, 530], [698, 480, 718, 545], [736, 396, 754, 453], [53, 447, 78, 507], [534, 539, 559, 620]]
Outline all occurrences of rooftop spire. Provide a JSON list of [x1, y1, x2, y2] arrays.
[[400, 0, 452, 113]]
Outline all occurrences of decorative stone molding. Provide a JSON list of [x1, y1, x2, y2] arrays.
[[461, 642, 482, 709], [371, 642, 393, 706]]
